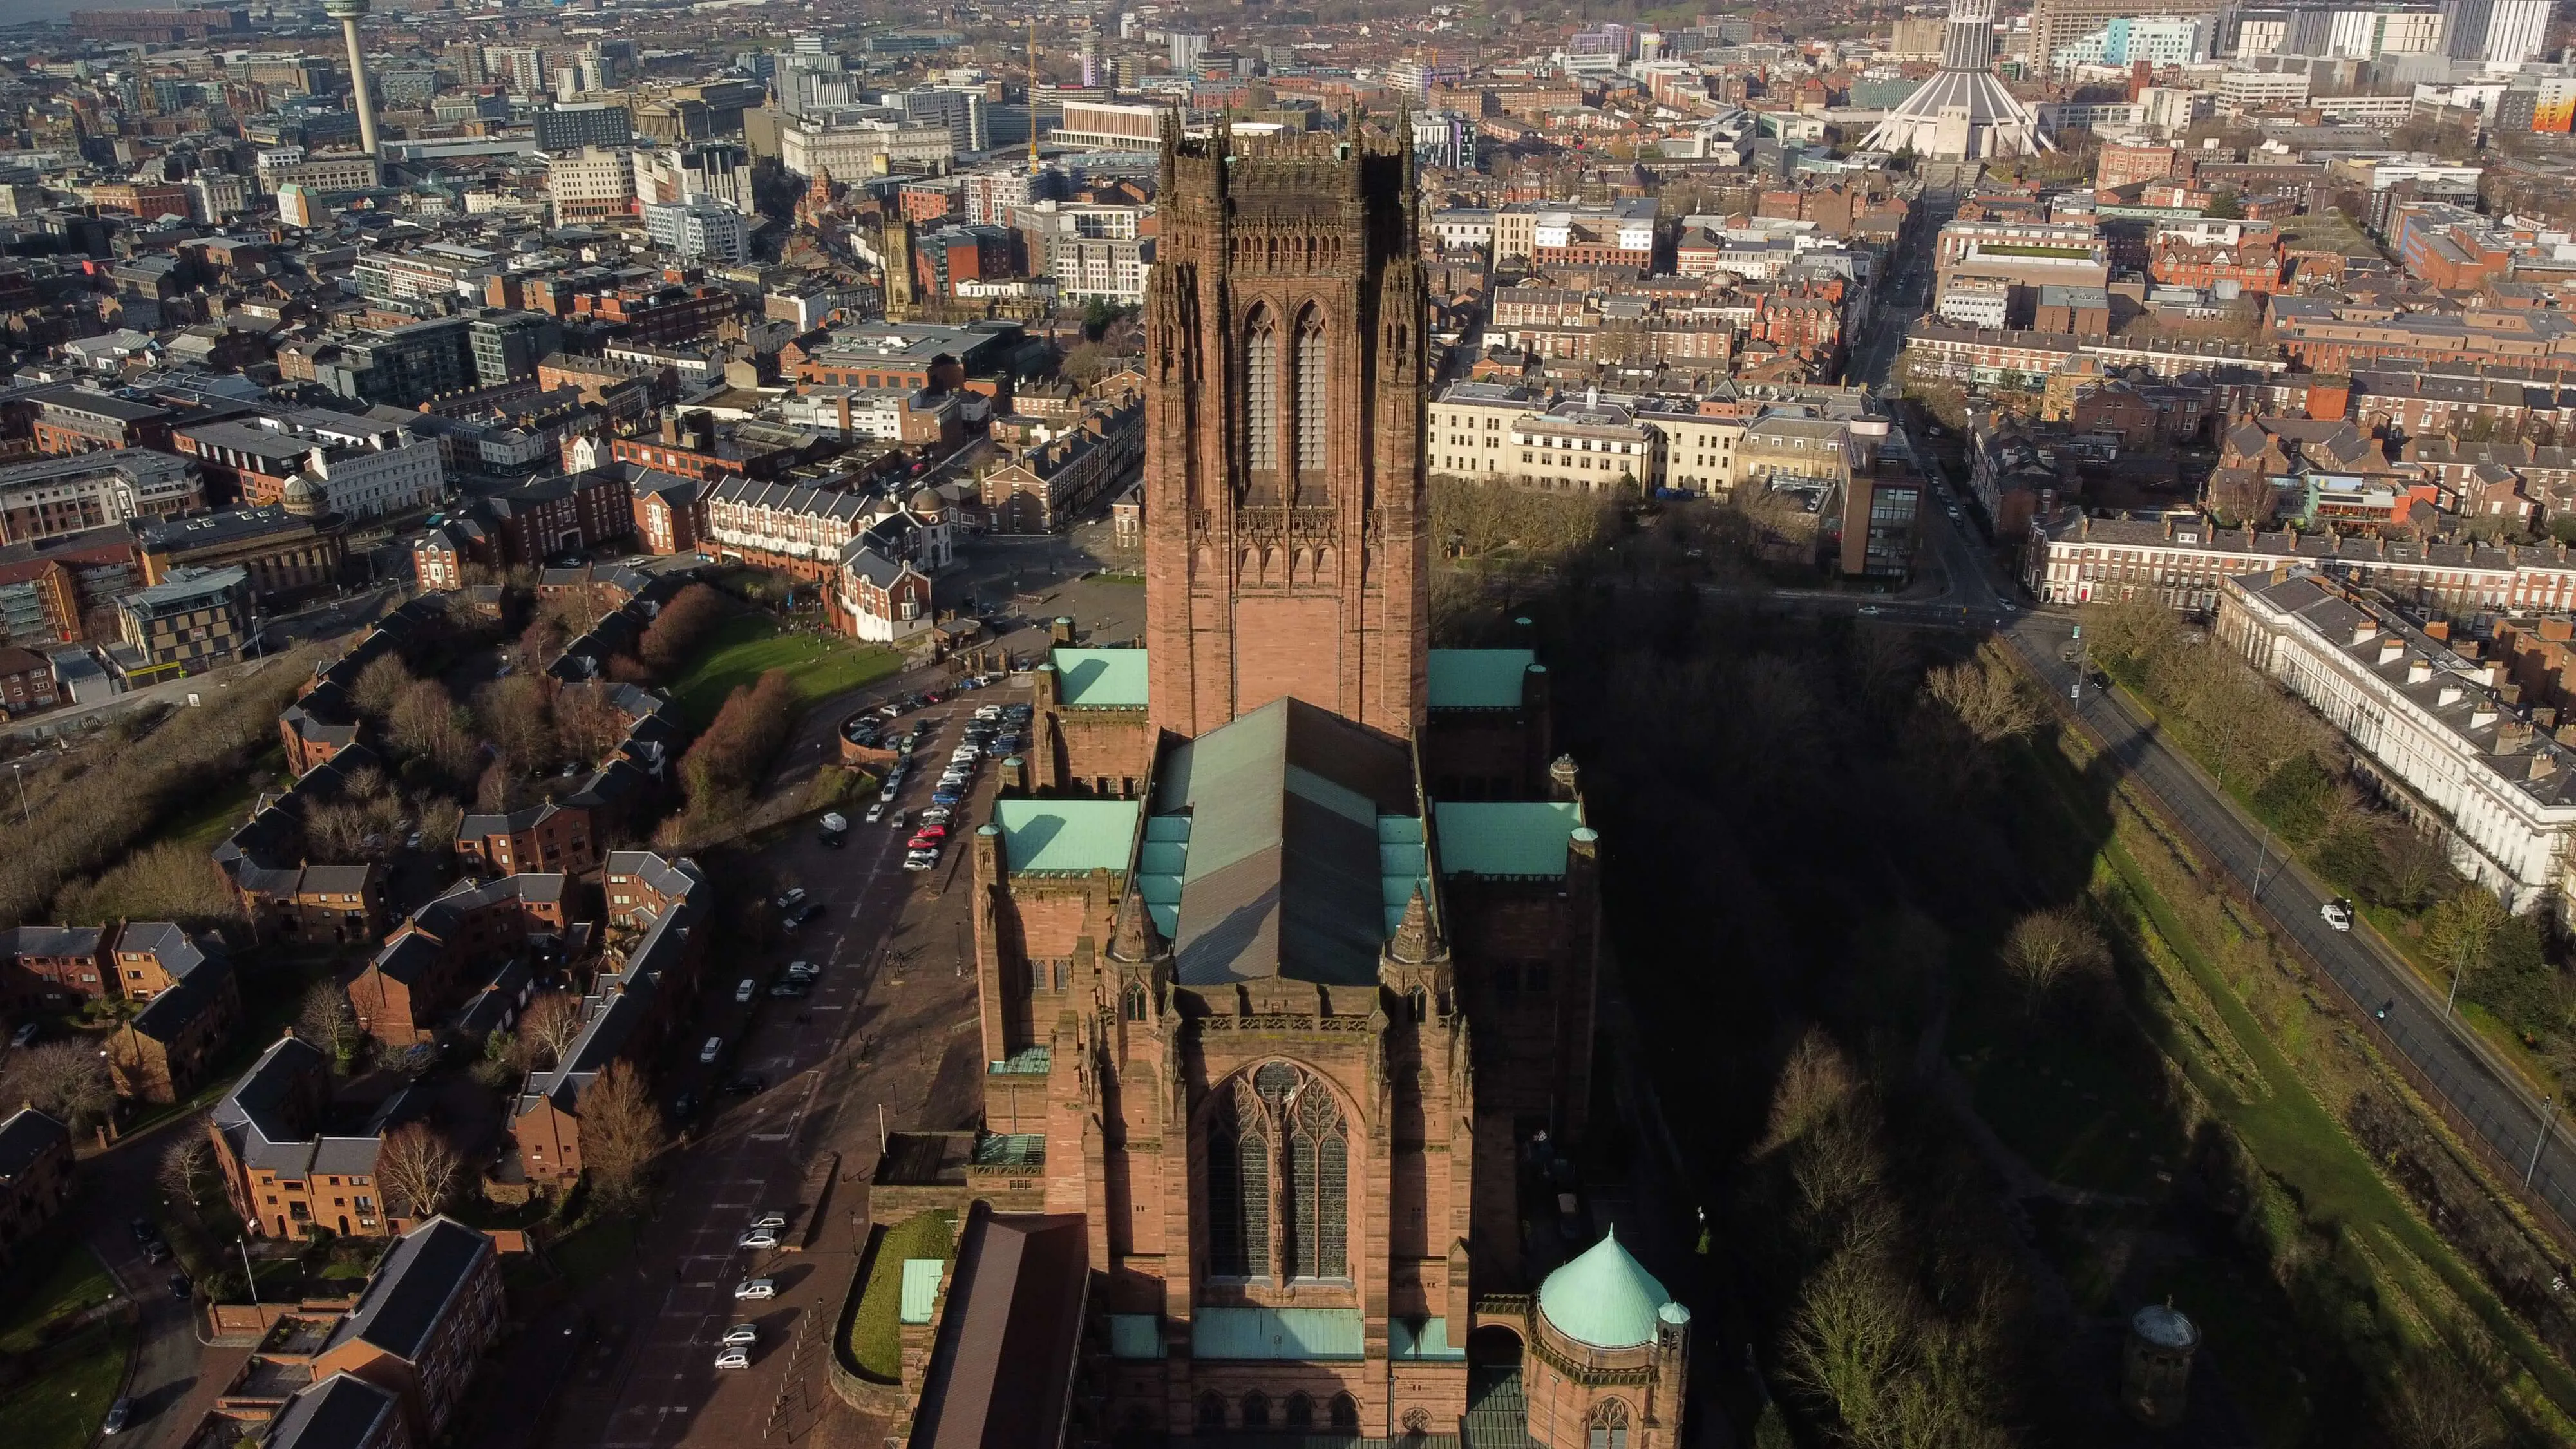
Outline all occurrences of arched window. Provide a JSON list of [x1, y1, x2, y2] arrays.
[[1122, 983, 1148, 1021], [1206, 1063, 1349, 1282], [1295, 312, 1328, 473], [1285, 1392, 1314, 1430], [1589, 1399, 1631, 1449], [1243, 1392, 1271, 1429], [1406, 987, 1430, 1024], [1245, 308, 1278, 475], [1198, 1394, 1228, 1431], [1331, 1394, 1361, 1433]]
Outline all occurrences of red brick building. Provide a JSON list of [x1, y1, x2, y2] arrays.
[[0, 645, 57, 713], [345, 875, 571, 1048]]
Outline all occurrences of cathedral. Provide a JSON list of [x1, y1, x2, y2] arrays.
[[915, 115, 1690, 1449]]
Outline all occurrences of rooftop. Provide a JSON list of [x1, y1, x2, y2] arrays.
[[990, 800, 1139, 875], [1050, 647, 1147, 707]]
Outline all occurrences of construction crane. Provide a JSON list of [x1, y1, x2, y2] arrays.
[[1028, 21, 1041, 176]]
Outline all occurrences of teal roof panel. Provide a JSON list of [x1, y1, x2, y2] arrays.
[[1193, 1306, 1366, 1361], [1427, 649, 1536, 709], [1108, 1314, 1165, 1359], [1434, 802, 1586, 878], [898, 1258, 944, 1324], [1052, 647, 1148, 707], [993, 799, 1140, 874], [1390, 1316, 1465, 1361]]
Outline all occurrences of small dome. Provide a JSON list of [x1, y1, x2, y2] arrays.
[[281, 471, 328, 518], [2131, 1303, 2199, 1350], [1537, 1228, 1672, 1350], [909, 486, 942, 515]]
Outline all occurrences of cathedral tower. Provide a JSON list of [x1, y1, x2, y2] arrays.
[[1142, 115, 1430, 742]]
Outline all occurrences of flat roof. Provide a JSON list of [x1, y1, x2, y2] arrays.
[[990, 800, 1139, 874], [1435, 802, 1586, 878], [1426, 649, 1535, 710], [1050, 647, 1146, 707]]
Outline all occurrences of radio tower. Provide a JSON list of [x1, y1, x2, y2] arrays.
[[323, 0, 381, 156], [1027, 22, 1041, 175]]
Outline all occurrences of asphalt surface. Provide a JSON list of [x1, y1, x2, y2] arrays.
[[82, 1118, 213, 1449]]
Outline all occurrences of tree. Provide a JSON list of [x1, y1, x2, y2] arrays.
[[2208, 469, 2279, 528], [389, 679, 477, 779], [553, 685, 631, 763], [636, 584, 729, 677], [412, 797, 464, 853], [517, 991, 586, 1072], [2000, 905, 2111, 1006], [1922, 643, 2038, 748], [580, 1060, 667, 1213], [476, 674, 558, 770], [375, 1122, 466, 1218], [350, 653, 413, 719], [2204, 187, 2244, 220], [2427, 887, 2508, 1001], [157, 1122, 215, 1207], [2, 1041, 114, 1131], [299, 980, 361, 1070]]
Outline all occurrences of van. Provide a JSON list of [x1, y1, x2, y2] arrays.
[[699, 1036, 724, 1065], [734, 979, 757, 1005]]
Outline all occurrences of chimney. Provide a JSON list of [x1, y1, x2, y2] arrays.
[[2472, 703, 2501, 730], [2425, 619, 2453, 641], [2439, 683, 2465, 706], [2407, 659, 2433, 685], [2539, 707, 2560, 731], [2351, 620, 2380, 645]]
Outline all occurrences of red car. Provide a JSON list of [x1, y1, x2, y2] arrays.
[[911, 823, 949, 841]]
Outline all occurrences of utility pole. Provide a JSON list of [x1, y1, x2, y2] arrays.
[[2251, 824, 2273, 900], [2531, 1097, 2559, 1186]]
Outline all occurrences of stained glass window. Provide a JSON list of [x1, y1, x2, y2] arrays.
[[1295, 317, 1327, 473], [1246, 310, 1278, 475]]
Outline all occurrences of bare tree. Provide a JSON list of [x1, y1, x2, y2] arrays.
[[389, 679, 477, 779], [299, 980, 361, 1069], [1922, 643, 2039, 747], [553, 685, 631, 763], [580, 1060, 667, 1213], [516, 992, 587, 1072], [375, 1122, 468, 1218], [2382, 827, 2455, 912], [350, 654, 413, 719], [2, 1041, 115, 1130], [476, 674, 559, 771], [2001, 905, 2111, 1004], [412, 797, 464, 853], [157, 1119, 216, 1207], [2384, 1350, 2504, 1449]]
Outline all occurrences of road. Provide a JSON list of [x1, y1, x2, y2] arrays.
[[81, 1117, 213, 1449]]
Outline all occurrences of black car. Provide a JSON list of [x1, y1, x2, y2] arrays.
[[168, 1273, 191, 1300], [726, 1074, 768, 1095], [768, 981, 810, 998], [129, 1217, 155, 1243], [786, 902, 824, 927], [143, 1239, 171, 1265], [673, 1090, 700, 1120]]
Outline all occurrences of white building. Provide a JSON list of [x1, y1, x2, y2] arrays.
[[2049, 15, 2210, 69], [289, 415, 446, 519], [2217, 70, 2313, 107], [2221, 568, 2576, 911], [641, 200, 749, 263], [779, 115, 956, 180], [1048, 236, 1155, 303], [545, 145, 636, 226]]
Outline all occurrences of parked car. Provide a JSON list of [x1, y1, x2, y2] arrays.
[[735, 1278, 776, 1300], [102, 1399, 133, 1435], [722, 1324, 759, 1347], [673, 1090, 699, 1120], [786, 961, 818, 979], [889, 809, 910, 831], [920, 808, 952, 826], [700, 1036, 724, 1065], [728, 1074, 768, 1095], [737, 1229, 781, 1251], [773, 888, 808, 913], [864, 802, 887, 824], [904, 854, 938, 873], [143, 1239, 171, 1265], [168, 1273, 191, 1300], [932, 788, 963, 806], [715, 1349, 752, 1370], [2321, 899, 2355, 931], [768, 981, 810, 998], [129, 1217, 155, 1242], [10, 1023, 37, 1049], [912, 824, 948, 842], [734, 979, 757, 1005], [786, 902, 824, 928]]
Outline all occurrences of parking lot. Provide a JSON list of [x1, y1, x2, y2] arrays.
[[551, 681, 1024, 1449]]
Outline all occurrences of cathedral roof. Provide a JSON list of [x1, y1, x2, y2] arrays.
[[1150, 697, 1420, 987], [1538, 1229, 1675, 1351]]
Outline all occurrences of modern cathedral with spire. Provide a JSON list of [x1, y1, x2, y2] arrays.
[[935, 114, 1693, 1449]]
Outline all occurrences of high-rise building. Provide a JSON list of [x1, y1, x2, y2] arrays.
[[2032, 0, 2222, 72], [1169, 30, 1209, 71], [2444, 0, 2551, 60], [1861, 0, 2049, 158], [534, 103, 634, 151], [643, 200, 750, 263]]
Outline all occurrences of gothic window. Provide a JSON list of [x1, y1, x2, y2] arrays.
[[1285, 1393, 1314, 1430], [1295, 312, 1328, 473], [1331, 1395, 1361, 1433], [1122, 983, 1148, 1021], [1198, 1394, 1227, 1431], [1406, 987, 1429, 1023], [1245, 308, 1278, 475], [1589, 1399, 1631, 1449], [1243, 1392, 1271, 1429], [1207, 1063, 1349, 1282]]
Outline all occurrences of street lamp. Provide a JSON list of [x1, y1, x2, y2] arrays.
[[239, 1236, 258, 1307], [2531, 1097, 2559, 1186], [8, 761, 23, 824]]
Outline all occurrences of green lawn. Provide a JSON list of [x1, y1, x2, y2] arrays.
[[668, 614, 903, 729], [0, 1320, 131, 1449], [849, 1210, 955, 1381], [0, 1245, 115, 1354]]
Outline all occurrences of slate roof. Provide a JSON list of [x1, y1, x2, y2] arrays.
[[319, 1217, 491, 1363], [0, 1107, 68, 1181], [905, 1213, 1090, 1449]]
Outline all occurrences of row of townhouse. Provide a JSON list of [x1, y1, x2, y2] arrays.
[[344, 873, 574, 1049], [976, 393, 1143, 533], [5, 921, 242, 1105], [2024, 507, 2576, 617], [1427, 381, 1889, 498]]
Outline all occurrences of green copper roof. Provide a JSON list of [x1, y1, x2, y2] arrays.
[[1434, 802, 1586, 878], [992, 799, 1139, 874], [898, 1258, 945, 1324], [1052, 647, 1148, 706], [1427, 649, 1537, 709], [1539, 1229, 1671, 1350], [1193, 1306, 1365, 1360]]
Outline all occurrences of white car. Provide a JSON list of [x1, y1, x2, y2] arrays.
[[903, 854, 938, 873], [699, 1036, 724, 1065], [722, 1323, 758, 1347], [715, 1348, 752, 1370], [734, 1278, 775, 1300], [864, 802, 887, 824], [749, 1211, 788, 1232], [2320, 900, 2355, 931], [786, 961, 819, 980], [734, 979, 757, 1004], [738, 1229, 781, 1251]]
